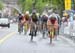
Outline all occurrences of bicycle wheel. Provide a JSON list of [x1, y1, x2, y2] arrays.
[[18, 24, 21, 34], [30, 22, 35, 41], [49, 31, 52, 44], [42, 30, 45, 38], [49, 28, 54, 44], [30, 32, 33, 41], [18, 26, 21, 34], [24, 23, 28, 35], [42, 23, 46, 38]]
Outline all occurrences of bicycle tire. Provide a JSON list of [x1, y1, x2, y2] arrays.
[[49, 26, 55, 44]]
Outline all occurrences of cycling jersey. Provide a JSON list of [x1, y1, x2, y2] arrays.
[[42, 15, 48, 22], [49, 18, 56, 25], [24, 14, 30, 21], [31, 14, 38, 23], [47, 18, 59, 30]]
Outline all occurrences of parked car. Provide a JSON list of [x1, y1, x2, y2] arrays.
[[9, 16, 17, 23], [0, 18, 10, 28]]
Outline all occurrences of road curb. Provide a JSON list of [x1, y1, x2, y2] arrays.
[[59, 35, 75, 46]]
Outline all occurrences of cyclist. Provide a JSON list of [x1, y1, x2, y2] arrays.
[[29, 12, 38, 41], [41, 13, 48, 38], [47, 14, 59, 44], [23, 11, 30, 35], [18, 13, 24, 34]]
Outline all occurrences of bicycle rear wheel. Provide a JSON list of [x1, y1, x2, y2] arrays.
[[49, 29, 54, 44]]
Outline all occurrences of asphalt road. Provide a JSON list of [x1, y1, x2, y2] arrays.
[[0, 23, 75, 53]]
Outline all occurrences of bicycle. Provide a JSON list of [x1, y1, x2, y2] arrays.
[[29, 22, 37, 41], [48, 25, 55, 44], [24, 22, 29, 35], [42, 22, 47, 38], [18, 22, 23, 34]]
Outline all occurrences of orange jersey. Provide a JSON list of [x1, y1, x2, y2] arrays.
[[47, 19, 59, 30]]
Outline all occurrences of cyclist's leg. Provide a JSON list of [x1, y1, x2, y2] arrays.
[[40, 21, 42, 32], [30, 27, 33, 41], [18, 23, 20, 32], [50, 36, 52, 44], [26, 21, 28, 30], [31, 35, 33, 41], [21, 24, 23, 32], [24, 23, 27, 35], [45, 22, 48, 37], [18, 22, 21, 34], [26, 22, 28, 34], [49, 26, 54, 44], [18, 22, 21, 32], [31, 23, 35, 41], [50, 30, 53, 44], [29, 22, 32, 35], [48, 30, 52, 44], [38, 21, 40, 32], [30, 30, 33, 41], [54, 29, 58, 40], [34, 22, 37, 36], [42, 23, 45, 38]]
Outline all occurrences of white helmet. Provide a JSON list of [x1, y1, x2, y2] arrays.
[[42, 13, 48, 17], [26, 11, 29, 14], [48, 13, 58, 19]]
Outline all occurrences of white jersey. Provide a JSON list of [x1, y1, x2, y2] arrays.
[[48, 13, 58, 20]]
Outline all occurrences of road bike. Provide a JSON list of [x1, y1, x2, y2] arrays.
[[48, 25, 55, 44], [42, 22, 47, 38], [24, 22, 29, 35], [29, 22, 37, 41], [18, 23, 23, 34]]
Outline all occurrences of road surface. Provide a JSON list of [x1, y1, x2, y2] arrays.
[[0, 23, 75, 53]]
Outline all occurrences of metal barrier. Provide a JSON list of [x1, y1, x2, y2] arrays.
[[59, 21, 75, 42]]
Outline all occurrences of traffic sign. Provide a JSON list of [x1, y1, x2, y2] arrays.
[[65, 0, 71, 10]]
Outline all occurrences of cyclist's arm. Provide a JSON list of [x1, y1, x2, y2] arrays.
[[47, 20, 52, 29], [54, 20, 59, 29]]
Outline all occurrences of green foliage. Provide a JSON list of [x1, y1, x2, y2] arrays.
[[24, 0, 33, 12], [18, 0, 64, 14], [0, 1, 4, 10], [48, 0, 64, 16], [35, 0, 48, 13], [18, 0, 33, 13]]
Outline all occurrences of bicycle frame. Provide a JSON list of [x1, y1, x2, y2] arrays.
[[48, 25, 55, 44], [42, 22, 47, 38], [49, 25, 55, 38]]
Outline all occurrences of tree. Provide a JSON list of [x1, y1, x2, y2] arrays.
[[24, 0, 33, 12], [18, 0, 33, 13], [18, 0, 65, 15], [35, 0, 48, 13], [0, 1, 4, 10], [48, 0, 64, 16]]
